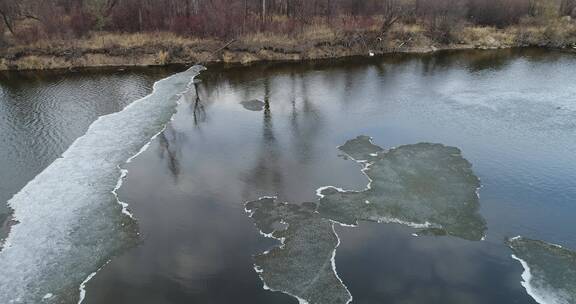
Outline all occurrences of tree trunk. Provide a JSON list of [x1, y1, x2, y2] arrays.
[[243, 0, 248, 32], [261, 0, 266, 30], [138, 8, 143, 31], [0, 9, 15, 35], [560, 0, 576, 16]]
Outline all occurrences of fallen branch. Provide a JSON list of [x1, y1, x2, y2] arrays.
[[194, 39, 236, 65]]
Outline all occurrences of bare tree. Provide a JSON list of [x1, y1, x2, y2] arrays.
[[0, 0, 18, 35], [0, 0, 568, 42], [262, 0, 266, 23], [381, 0, 401, 32], [560, 0, 576, 16]]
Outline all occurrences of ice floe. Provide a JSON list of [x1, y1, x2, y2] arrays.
[[508, 237, 576, 304], [0, 65, 206, 303]]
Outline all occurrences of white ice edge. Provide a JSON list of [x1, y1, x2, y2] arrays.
[[78, 272, 96, 304], [331, 223, 353, 304], [113, 169, 133, 218], [252, 262, 311, 304], [317, 184, 440, 230], [510, 254, 546, 304], [113, 122, 170, 219], [510, 236, 564, 249], [244, 196, 277, 239], [316, 150, 434, 230], [247, 203, 310, 304], [376, 217, 435, 229], [317, 138, 381, 199], [0, 65, 206, 304], [77, 259, 114, 304], [510, 253, 570, 304], [244, 196, 278, 216]]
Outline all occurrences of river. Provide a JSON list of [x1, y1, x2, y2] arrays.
[[0, 49, 575, 304]]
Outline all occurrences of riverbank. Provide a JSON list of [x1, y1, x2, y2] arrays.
[[1, 21, 575, 71]]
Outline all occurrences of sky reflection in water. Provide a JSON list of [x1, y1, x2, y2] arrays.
[[86, 49, 576, 304]]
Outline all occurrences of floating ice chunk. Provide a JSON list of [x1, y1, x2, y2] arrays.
[[240, 99, 266, 112], [0, 65, 206, 304], [319, 137, 486, 241], [508, 237, 576, 304]]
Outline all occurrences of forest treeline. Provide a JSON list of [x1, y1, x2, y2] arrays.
[[1, 0, 576, 70], [1, 0, 575, 42]]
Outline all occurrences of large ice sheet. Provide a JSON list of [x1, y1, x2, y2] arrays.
[[0, 65, 206, 304]]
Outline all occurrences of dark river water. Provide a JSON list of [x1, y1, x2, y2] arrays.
[[0, 49, 575, 304]]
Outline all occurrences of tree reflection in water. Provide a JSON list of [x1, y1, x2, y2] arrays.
[[242, 75, 285, 199], [156, 80, 208, 182], [289, 72, 323, 165]]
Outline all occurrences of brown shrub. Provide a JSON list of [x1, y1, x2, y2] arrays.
[[156, 50, 170, 65]]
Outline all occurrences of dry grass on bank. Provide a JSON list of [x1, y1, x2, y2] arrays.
[[517, 18, 576, 47], [2, 17, 576, 71], [458, 17, 576, 48], [238, 24, 339, 49], [459, 26, 517, 48], [18, 32, 214, 52]]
